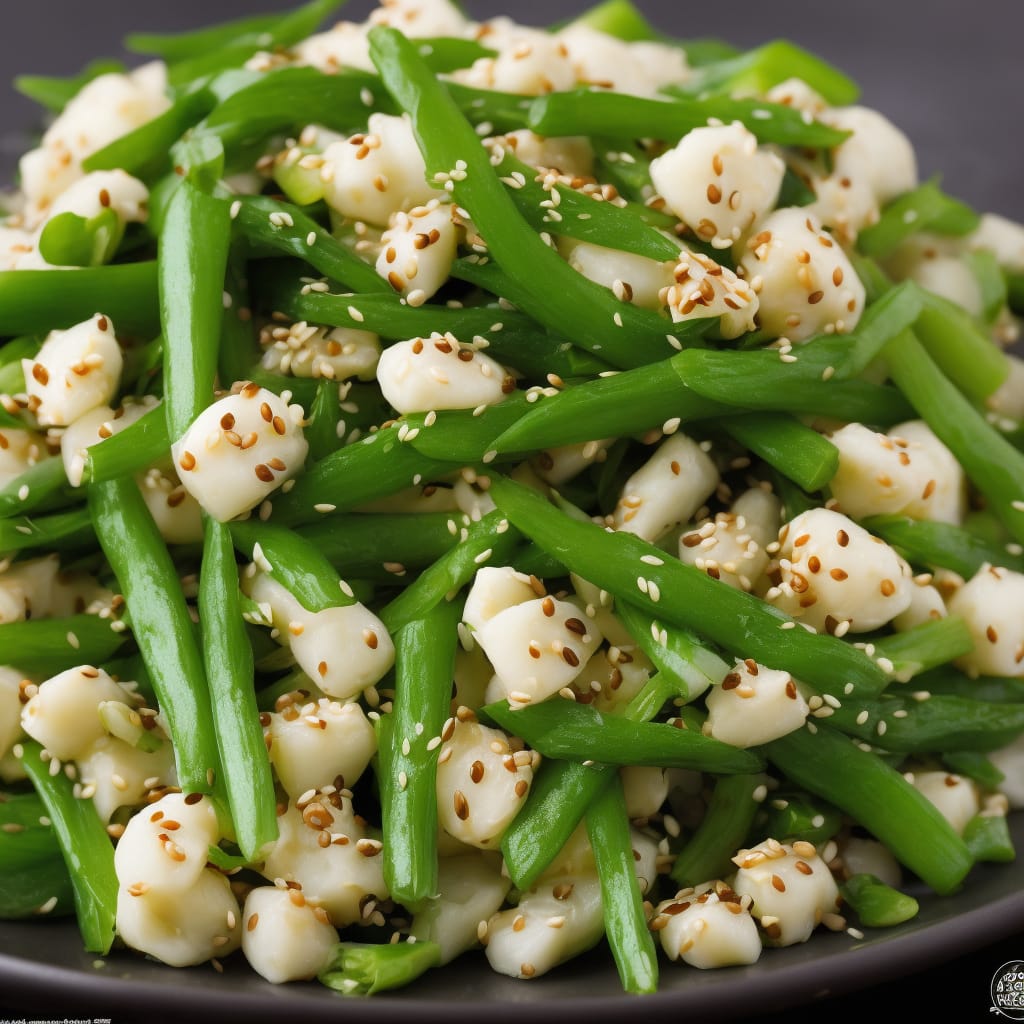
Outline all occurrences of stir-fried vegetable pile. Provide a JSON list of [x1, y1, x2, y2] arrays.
[[1, 0, 1023, 997]]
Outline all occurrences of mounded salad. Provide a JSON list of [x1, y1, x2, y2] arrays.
[[1, 0, 1023, 998]]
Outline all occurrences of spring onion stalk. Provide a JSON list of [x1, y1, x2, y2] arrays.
[[839, 874, 919, 927], [318, 940, 442, 996]]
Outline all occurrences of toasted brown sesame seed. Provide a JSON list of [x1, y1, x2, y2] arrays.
[[830, 568, 848, 581], [453, 790, 470, 820], [254, 463, 275, 483]]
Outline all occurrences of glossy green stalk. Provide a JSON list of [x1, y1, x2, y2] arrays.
[[199, 518, 277, 861], [15, 59, 124, 112], [19, 741, 117, 953], [586, 777, 659, 994], [756, 791, 842, 846], [0, 458, 69, 518], [159, 181, 231, 440], [0, 506, 93, 554], [89, 477, 221, 795], [766, 723, 973, 894], [840, 874, 919, 927], [379, 599, 461, 907], [867, 615, 974, 680], [318, 940, 442, 996], [0, 615, 126, 676], [82, 403, 169, 484], [963, 814, 1015, 863]]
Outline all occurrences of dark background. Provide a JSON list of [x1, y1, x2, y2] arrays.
[[0, 0, 1022, 1020]]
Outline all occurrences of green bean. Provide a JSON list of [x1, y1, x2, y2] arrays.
[[379, 508, 522, 633], [446, 82, 534, 134], [318, 940, 442, 996], [669, 39, 858, 105], [839, 280, 924, 378], [15, 59, 125, 113], [586, 776, 659, 994], [963, 814, 1015, 864], [856, 179, 980, 260], [235, 198, 389, 295], [489, 475, 890, 695], [942, 751, 1004, 790], [491, 358, 726, 456], [766, 723, 972, 894], [159, 181, 231, 441], [0, 263, 159, 338], [616, 600, 729, 703], [198, 518, 277, 861], [917, 666, 1024, 704], [0, 458, 70, 518], [306, 379, 343, 464], [19, 740, 117, 953], [826, 691, 1024, 754], [0, 615, 126, 676], [89, 477, 221, 796], [717, 413, 839, 493], [839, 874, 919, 927], [592, 137, 660, 206], [0, 506, 94, 554], [230, 520, 354, 612], [37, 208, 124, 268], [81, 403, 169, 485], [0, 845, 74, 920], [379, 598, 461, 908], [862, 514, 1024, 578], [671, 774, 763, 888], [483, 698, 763, 773], [883, 331, 1024, 545], [295, 512, 459, 578], [528, 90, 850, 149], [402, 395, 530, 465], [671, 346, 914, 427], [869, 614, 974, 681], [269, 426, 451, 527], [754, 790, 842, 846], [368, 26, 683, 370], [571, 0, 659, 40]]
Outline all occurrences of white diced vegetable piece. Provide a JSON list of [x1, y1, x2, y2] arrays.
[[18, 64, 170, 217], [612, 432, 719, 542], [294, 21, 373, 72], [839, 837, 902, 889], [0, 555, 59, 624], [892, 579, 947, 632], [114, 792, 221, 897], [705, 660, 809, 747], [452, 476, 496, 520], [60, 395, 157, 487], [78, 734, 176, 823], [679, 487, 781, 592], [767, 507, 913, 633], [651, 123, 784, 250], [654, 884, 762, 968], [557, 24, 690, 99], [453, 644, 493, 711], [411, 851, 511, 964], [620, 766, 669, 821], [116, 865, 241, 968], [889, 420, 967, 525], [436, 718, 534, 849], [43, 169, 149, 229], [290, 603, 395, 701], [947, 564, 1024, 677], [462, 565, 537, 634], [764, 78, 827, 116], [910, 770, 980, 835], [354, 477, 461, 514], [969, 212, 1024, 273], [485, 870, 604, 980], [987, 354, 1024, 423], [261, 322, 381, 382], [376, 200, 458, 302], [455, 28, 576, 95], [557, 237, 676, 311], [170, 384, 308, 522], [476, 596, 602, 705], [23, 314, 123, 427], [0, 427, 49, 489], [321, 113, 441, 227], [0, 667, 25, 759], [988, 735, 1024, 809], [662, 248, 759, 338], [241, 885, 339, 984], [266, 698, 377, 799], [909, 256, 984, 318], [242, 568, 307, 632], [630, 825, 661, 896], [731, 839, 840, 946], [368, 0, 470, 37], [137, 465, 204, 545], [376, 334, 512, 415], [1, 224, 37, 270], [532, 438, 614, 486], [588, 646, 655, 713], [261, 799, 387, 928], [21, 665, 131, 761], [500, 130, 594, 177], [737, 207, 865, 341]]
